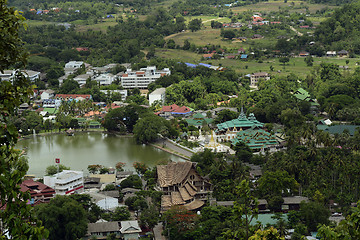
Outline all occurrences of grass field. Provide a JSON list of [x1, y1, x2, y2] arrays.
[[25, 20, 57, 27], [155, 48, 360, 77], [75, 18, 118, 32], [231, 0, 338, 14]]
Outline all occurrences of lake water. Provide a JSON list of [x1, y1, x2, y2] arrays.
[[17, 132, 181, 177]]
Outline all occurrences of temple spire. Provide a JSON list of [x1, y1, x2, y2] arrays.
[[238, 106, 246, 120]]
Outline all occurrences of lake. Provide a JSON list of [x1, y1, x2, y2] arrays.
[[17, 132, 182, 177]]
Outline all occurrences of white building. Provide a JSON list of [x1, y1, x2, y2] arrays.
[[100, 90, 128, 101], [73, 74, 93, 85], [121, 66, 170, 89], [94, 73, 116, 85], [44, 170, 84, 195], [40, 89, 55, 100], [120, 221, 141, 240], [64, 61, 86, 76], [0, 70, 40, 82], [65, 61, 84, 69], [149, 87, 166, 106], [250, 72, 270, 87]]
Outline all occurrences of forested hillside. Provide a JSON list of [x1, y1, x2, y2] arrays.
[[315, 1, 360, 53]]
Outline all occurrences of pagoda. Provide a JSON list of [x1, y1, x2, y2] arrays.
[[216, 108, 263, 141]]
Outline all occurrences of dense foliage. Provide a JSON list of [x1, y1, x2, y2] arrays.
[[315, 2, 360, 53]]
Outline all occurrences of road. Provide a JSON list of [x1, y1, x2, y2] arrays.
[[153, 223, 167, 240], [289, 26, 303, 36], [163, 139, 194, 158]]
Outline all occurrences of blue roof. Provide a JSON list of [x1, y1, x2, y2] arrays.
[[185, 63, 198, 68], [224, 4, 231, 6], [241, 54, 248, 59], [199, 63, 212, 68]]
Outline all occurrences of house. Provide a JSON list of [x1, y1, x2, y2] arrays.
[[241, 54, 248, 59], [73, 74, 93, 85], [251, 34, 263, 39], [317, 124, 360, 136], [185, 112, 213, 128], [55, 94, 92, 101], [100, 90, 128, 102], [282, 196, 309, 211], [44, 170, 84, 195], [88, 120, 102, 128], [121, 66, 171, 89], [0, 70, 40, 82], [65, 61, 84, 69], [157, 162, 212, 213], [160, 104, 192, 117], [337, 50, 349, 57], [87, 221, 121, 239], [238, 48, 246, 54], [84, 177, 101, 189], [149, 87, 166, 106], [18, 103, 30, 114], [293, 88, 319, 109], [120, 221, 142, 240], [250, 72, 270, 87], [94, 73, 116, 85], [42, 99, 61, 108], [216, 108, 264, 141], [299, 51, 309, 57], [252, 15, 263, 22], [326, 51, 336, 57], [20, 179, 55, 205], [203, 53, 214, 59], [40, 89, 55, 100]]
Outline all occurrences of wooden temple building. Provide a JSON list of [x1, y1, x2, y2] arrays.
[[216, 108, 279, 151], [157, 162, 212, 213]]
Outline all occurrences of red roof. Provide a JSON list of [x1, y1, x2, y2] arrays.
[[203, 53, 214, 58], [161, 104, 191, 114], [75, 47, 89, 52], [20, 179, 55, 205], [162, 104, 179, 112], [55, 94, 91, 99]]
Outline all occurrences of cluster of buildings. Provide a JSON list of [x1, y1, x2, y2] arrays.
[[61, 61, 171, 89], [0, 69, 40, 83]]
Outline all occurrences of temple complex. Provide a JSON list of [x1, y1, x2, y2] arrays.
[[216, 108, 263, 141]]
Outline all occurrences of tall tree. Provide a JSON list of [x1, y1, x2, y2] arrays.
[[34, 195, 88, 240], [0, 0, 48, 238]]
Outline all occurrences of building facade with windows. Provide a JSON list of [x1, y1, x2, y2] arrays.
[[44, 170, 84, 195], [121, 66, 170, 89]]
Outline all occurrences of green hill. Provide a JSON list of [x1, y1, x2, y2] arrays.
[[315, 1, 360, 54]]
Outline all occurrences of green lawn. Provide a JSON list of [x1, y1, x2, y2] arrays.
[[156, 48, 360, 78], [25, 20, 57, 27], [231, 0, 338, 14]]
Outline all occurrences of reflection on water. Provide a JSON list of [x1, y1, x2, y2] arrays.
[[17, 132, 181, 177]]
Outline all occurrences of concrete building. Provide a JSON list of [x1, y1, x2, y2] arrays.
[[73, 74, 93, 85], [40, 89, 55, 100], [44, 170, 84, 195], [20, 179, 55, 205], [65, 61, 84, 69], [0, 70, 40, 82], [100, 90, 128, 101], [94, 73, 116, 85], [121, 66, 170, 89], [250, 72, 270, 87], [148, 87, 166, 106]]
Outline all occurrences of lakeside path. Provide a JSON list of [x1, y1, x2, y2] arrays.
[[151, 139, 194, 160]]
